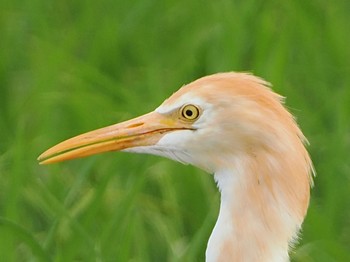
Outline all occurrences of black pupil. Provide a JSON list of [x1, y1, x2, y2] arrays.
[[186, 109, 193, 117]]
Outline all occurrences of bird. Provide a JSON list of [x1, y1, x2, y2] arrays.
[[38, 72, 314, 262]]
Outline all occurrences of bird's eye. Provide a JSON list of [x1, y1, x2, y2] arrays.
[[180, 104, 200, 120]]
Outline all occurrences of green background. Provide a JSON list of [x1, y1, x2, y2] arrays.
[[1, 0, 349, 261]]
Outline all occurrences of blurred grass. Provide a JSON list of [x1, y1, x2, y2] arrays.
[[0, 0, 349, 261]]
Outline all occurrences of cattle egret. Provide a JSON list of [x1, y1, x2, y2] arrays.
[[38, 72, 314, 261]]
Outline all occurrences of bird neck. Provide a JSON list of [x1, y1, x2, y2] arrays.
[[206, 152, 310, 262]]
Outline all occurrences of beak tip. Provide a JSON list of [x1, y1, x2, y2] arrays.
[[38, 158, 53, 165], [37, 158, 45, 165], [37, 152, 50, 165]]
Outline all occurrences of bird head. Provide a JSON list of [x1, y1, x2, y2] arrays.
[[38, 72, 309, 176]]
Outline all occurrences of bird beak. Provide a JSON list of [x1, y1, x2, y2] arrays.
[[38, 111, 190, 164]]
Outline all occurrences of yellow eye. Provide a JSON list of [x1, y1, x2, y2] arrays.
[[181, 104, 200, 120]]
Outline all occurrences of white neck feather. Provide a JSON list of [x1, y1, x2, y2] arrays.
[[206, 152, 308, 262]]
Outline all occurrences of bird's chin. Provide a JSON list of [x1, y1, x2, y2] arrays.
[[122, 146, 193, 166], [122, 145, 215, 174]]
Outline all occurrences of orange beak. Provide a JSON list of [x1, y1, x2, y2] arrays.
[[38, 111, 192, 164]]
